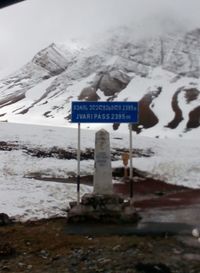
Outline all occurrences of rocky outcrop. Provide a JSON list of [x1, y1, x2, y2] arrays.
[[132, 88, 161, 133], [78, 87, 99, 101], [90, 70, 131, 96], [184, 88, 200, 103], [162, 30, 200, 78], [67, 193, 141, 224], [102, 28, 200, 78], [97, 70, 131, 96], [32, 43, 72, 76], [166, 88, 184, 129], [78, 70, 131, 99], [0, 213, 12, 226], [187, 106, 200, 129], [0, 27, 200, 134]]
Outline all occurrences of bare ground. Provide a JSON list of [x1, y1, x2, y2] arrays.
[[1, 177, 200, 273], [1, 142, 200, 272], [0, 217, 200, 273]]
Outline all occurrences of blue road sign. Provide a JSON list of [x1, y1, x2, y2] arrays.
[[71, 101, 139, 123]]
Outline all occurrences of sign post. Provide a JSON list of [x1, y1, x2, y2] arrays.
[[71, 101, 139, 203], [122, 152, 129, 179], [77, 123, 81, 205], [129, 123, 134, 203]]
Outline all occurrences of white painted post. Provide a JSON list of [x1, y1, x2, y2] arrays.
[[93, 129, 113, 195], [77, 123, 81, 205]]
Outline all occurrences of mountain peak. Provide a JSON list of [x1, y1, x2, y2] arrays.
[[0, 26, 200, 137]]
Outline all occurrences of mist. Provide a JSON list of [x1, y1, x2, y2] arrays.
[[0, 0, 200, 75]]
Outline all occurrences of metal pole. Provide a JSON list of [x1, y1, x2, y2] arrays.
[[129, 123, 133, 200], [129, 123, 133, 180], [77, 123, 81, 205]]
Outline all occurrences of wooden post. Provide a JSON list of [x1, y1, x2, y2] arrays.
[[122, 152, 129, 179]]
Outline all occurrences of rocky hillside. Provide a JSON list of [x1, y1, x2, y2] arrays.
[[0, 26, 199, 137]]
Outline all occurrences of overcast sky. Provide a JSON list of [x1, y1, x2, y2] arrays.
[[1, 0, 200, 75]]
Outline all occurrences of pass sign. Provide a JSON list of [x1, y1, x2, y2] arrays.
[[71, 101, 139, 123]]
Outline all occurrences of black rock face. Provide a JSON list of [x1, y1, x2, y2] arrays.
[[0, 213, 12, 226], [135, 262, 172, 273]]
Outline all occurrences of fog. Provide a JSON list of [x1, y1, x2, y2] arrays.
[[0, 0, 200, 74]]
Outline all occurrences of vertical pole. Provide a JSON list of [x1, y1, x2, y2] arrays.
[[124, 165, 128, 179], [77, 123, 81, 205], [129, 123, 133, 200]]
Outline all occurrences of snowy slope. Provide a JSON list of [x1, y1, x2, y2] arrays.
[[0, 122, 199, 221], [0, 27, 199, 137]]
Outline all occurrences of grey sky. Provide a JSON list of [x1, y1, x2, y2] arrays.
[[0, 0, 200, 74]]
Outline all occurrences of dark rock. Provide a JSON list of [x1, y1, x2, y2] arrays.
[[184, 88, 200, 103], [132, 89, 161, 133], [186, 105, 200, 129], [0, 213, 12, 226], [39, 249, 49, 259], [0, 243, 15, 258], [67, 193, 141, 224], [0, 141, 7, 146], [98, 70, 131, 96], [154, 191, 165, 196], [69, 201, 77, 209], [1, 266, 10, 271], [78, 86, 99, 101], [81, 193, 124, 206], [135, 263, 172, 273], [165, 88, 183, 129], [32, 43, 69, 76]]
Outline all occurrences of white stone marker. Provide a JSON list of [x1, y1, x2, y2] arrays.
[[93, 129, 113, 194]]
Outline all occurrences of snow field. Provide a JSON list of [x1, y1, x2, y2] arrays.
[[0, 122, 199, 221]]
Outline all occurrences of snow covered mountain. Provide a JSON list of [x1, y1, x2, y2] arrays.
[[0, 26, 200, 137]]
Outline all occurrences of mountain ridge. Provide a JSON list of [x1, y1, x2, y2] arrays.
[[0, 26, 200, 137]]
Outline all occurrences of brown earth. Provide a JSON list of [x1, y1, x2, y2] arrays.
[[1, 177, 200, 273], [0, 217, 200, 273], [113, 178, 200, 208]]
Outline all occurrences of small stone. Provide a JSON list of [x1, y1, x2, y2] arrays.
[[18, 262, 25, 267], [70, 258, 78, 266], [183, 253, 200, 261], [27, 265, 33, 270], [97, 258, 111, 264], [135, 263, 172, 273], [1, 266, 10, 271], [0, 243, 15, 257], [154, 191, 164, 196], [192, 228, 199, 238], [173, 248, 182, 255], [51, 255, 61, 261], [40, 249, 47, 255], [112, 245, 121, 251], [39, 249, 49, 259]]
